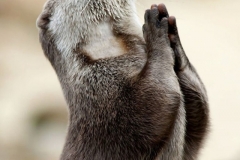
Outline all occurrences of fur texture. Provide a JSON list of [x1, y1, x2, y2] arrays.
[[37, 1, 209, 160]]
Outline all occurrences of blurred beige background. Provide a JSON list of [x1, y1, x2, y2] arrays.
[[0, 0, 240, 160]]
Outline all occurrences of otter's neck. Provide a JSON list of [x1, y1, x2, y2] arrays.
[[82, 21, 127, 60]]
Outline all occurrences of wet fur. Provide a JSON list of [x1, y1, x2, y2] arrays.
[[37, 1, 209, 160]]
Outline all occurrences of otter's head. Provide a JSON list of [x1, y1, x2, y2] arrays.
[[37, 0, 137, 55]]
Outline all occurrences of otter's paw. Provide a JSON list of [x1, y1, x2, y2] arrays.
[[142, 4, 169, 47], [168, 16, 189, 71]]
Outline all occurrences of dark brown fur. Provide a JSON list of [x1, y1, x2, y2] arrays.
[[37, 1, 209, 160]]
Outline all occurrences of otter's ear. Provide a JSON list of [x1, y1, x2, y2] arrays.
[[37, 11, 51, 30]]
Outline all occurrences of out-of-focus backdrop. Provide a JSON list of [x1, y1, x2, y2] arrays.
[[0, 0, 240, 159]]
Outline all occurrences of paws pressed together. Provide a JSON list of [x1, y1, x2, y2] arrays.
[[143, 4, 187, 71], [143, 4, 209, 159]]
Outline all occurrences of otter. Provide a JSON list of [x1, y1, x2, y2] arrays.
[[37, 1, 209, 160]]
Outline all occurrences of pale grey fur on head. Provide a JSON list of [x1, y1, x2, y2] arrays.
[[38, 0, 139, 56]]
